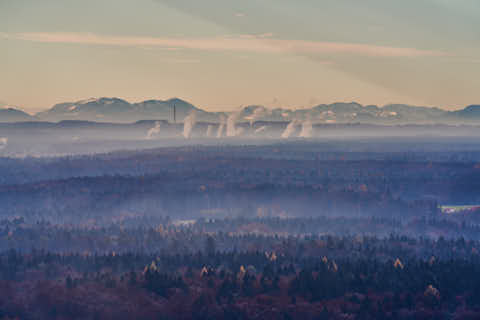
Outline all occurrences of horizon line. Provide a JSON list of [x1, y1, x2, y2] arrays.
[[2, 96, 476, 116]]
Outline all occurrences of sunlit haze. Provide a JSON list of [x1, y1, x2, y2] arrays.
[[1, 0, 479, 112]]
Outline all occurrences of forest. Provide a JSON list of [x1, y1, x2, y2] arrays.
[[1, 140, 480, 319], [2, 219, 480, 319]]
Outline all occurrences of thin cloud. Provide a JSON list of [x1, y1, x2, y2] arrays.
[[166, 58, 200, 64], [0, 32, 450, 58], [258, 33, 274, 38]]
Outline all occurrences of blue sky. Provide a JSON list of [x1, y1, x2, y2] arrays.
[[1, 0, 479, 112]]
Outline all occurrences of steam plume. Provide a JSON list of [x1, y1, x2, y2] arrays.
[[206, 125, 214, 137], [299, 119, 313, 138], [217, 115, 226, 138], [281, 120, 300, 138], [254, 126, 267, 134], [235, 127, 245, 136], [245, 106, 271, 126], [227, 110, 241, 137], [183, 111, 197, 138], [146, 121, 161, 140], [0, 137, 7, 150]]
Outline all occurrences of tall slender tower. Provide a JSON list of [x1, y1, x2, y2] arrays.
[[173, 104, 176, 124]]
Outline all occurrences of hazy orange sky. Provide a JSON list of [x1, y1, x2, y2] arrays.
[[1, 0, 479, 113]]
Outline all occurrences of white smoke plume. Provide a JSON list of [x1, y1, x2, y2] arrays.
[[206, 125, 214, 137], [281, 120, 301, 138], [245, 106, 271, 126], [0, 137, 7, 150], [146, 121, 161, 140], [217, 123, 225, 138], [227, 110, 242, 137], [235, 127, 245, 136], [299, 119, 313, 138], [254, 126, 268, 134], [183, 111, 197, 138], [217, 115, 226, 138]]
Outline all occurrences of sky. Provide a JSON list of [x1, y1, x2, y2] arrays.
[[1, 0, 479, 113]]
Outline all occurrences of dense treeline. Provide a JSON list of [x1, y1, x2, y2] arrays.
[[4, 216, 480, 253], [3, 139, 480, 184], [2, 232, 480, 319], [1, 145, 480, 225]]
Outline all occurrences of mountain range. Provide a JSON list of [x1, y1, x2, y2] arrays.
[[1, 98, 480, 125], [0, 106, 38, 122]]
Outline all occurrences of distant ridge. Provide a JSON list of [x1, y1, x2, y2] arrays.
[[0, 106, 37, 122], [2, 98, 480, 125], [35, 97, 225, 123], [448, 105, 480, 119]]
